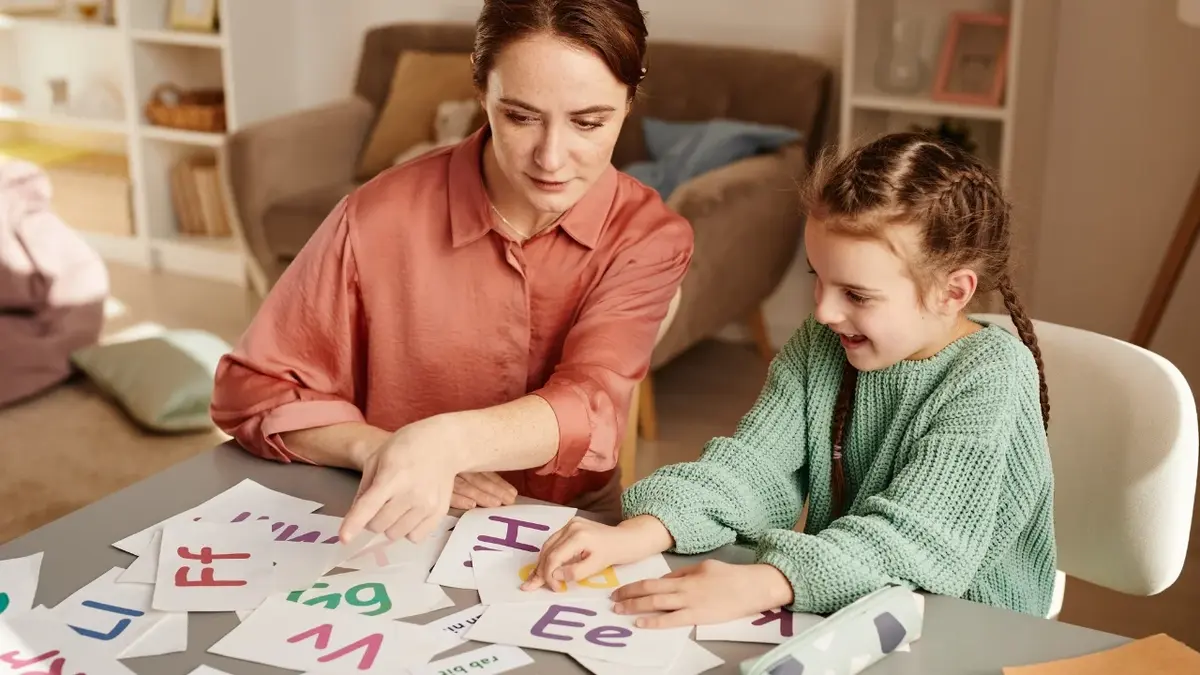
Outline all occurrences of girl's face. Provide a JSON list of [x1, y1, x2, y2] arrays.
[[804, 219, 968, 371], [480, 33, 630, 218]]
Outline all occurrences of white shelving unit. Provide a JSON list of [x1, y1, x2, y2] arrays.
[[0, 0, 296, 287], [840, 0, 1058, 304]]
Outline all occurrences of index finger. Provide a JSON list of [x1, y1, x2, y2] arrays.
[[340, 482, 391, 543]]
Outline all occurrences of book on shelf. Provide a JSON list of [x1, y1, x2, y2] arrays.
[[170, 154, 231, 239]]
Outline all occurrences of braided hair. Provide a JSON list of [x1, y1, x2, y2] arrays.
[[800, 132, 1049, 518]]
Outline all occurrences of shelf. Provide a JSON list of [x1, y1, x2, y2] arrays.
[[849, 91, 1009, 122], [130, 28, 223, 48], [0, 11, 117, 32], [151, 235, 244, 284], [140, 124, 224, 147], [0, 104, 127, 134]]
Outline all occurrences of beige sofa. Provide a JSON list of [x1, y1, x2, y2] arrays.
[[222, 23, 831, 463]]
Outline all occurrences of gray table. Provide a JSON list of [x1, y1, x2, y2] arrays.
[[0, 443, 1130, 674]]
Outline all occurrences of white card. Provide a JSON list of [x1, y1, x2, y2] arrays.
[[465, 599, 689, 667], [120, 611, 188, 658], [0, 552, 43, 618], [262, 512, 347, 545], [573, 639, 725, 675], [186, 667, 234, 675], [408, 644, 534, 675], [208, 595, 441, 672], [473, 549, 671, 605], [269, 535, 375, 594], [0, 611, 136, 675], [117, 531, 161, 584], [693, 607, 823, 644], [112, 479, 323, 555], [420, 603, 488, 644], [151, 521, 276, 611], [283, 567, 454, 620], [49, 567, 173, 658], [339, 515, 458, 573], [427, 505, 576, 589]]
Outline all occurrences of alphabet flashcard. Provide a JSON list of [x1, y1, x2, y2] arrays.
[[427, 505, 577, 590], [464, 599, 690, 667]]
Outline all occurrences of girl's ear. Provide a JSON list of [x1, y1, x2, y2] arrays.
[[940, 268, 978, 315]]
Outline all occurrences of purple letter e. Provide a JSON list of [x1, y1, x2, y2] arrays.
[[531, 604, 595, 641]]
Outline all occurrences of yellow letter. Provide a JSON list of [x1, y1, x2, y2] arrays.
[[576, 567, 619, 589]]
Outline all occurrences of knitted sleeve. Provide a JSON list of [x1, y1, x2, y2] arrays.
[[620, 322, 812, 554], [756, 366, 1021, 614]]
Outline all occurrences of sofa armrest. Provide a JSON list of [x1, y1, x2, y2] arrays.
[[222, 96, 375, 294], [652, 145, 807, 367]]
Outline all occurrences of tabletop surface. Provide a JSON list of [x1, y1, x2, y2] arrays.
[[0, 442, 1131, 674]]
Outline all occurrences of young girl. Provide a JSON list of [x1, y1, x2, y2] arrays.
[[521, 131, 1057, 627]]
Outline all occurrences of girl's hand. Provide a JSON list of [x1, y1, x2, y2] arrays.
[[522, 515, 674, 592], [611, 560, 795, 629]]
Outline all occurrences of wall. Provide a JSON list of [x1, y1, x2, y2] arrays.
[[290, 0, 846, 347], [1034, 0, 1200, 374]]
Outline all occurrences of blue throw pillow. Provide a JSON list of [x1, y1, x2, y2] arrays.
[[626, 117, 802, 198]]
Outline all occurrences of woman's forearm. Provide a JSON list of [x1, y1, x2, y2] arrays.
[[443, 395, 561, 473], [279, 422, 392, 471]]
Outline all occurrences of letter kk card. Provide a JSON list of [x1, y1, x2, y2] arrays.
[[465, 599, 690, 667], [426, 505, 577, 590], [152, 521, 276, 612]]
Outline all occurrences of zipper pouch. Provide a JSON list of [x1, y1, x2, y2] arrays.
[[737, 585, 925, 675]]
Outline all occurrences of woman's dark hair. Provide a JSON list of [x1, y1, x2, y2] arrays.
[[800, 132, 1050, 518], [472, 0, 649, 100]]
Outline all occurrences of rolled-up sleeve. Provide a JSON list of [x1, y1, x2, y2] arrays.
[[532, 215, 694, 477], [209, 197, 366, 463]]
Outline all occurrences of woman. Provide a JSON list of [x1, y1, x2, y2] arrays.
[[209, 0, 693, 546]]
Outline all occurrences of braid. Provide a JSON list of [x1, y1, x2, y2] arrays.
[[999, 275, 1050, 429], [828, 358, 859, 518]]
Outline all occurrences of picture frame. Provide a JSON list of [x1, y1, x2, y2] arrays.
[[167, 0, 217, 32], [931, 12, 1010, 107]]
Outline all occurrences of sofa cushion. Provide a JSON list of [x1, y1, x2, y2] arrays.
[[622, 117, 802, 198], [355, 50, 478, 181], [263, 182, 357, 261]]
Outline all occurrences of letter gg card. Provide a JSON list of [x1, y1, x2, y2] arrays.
[[473, 549, 671, 605], [427, 505, 576, 590], [465, 599, 690, 667]]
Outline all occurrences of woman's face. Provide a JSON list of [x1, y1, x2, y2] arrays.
[[481, 33, 631, 217]]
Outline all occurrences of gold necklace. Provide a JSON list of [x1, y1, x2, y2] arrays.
[[487, 199, 564, 241]]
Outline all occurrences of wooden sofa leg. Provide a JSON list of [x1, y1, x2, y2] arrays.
[[748, 307, 775, 362], [620, 381, 641, 488], [637, 375, 658, 441]]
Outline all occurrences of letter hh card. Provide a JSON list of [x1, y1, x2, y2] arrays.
[[208, 595, 441, 672], [0, 552, 42, 618], [427, 505, 576, 590], [473, 549, 671, 605], [694, 607, 824, 644], [152, 521, 276, 612], [50, 567, 176, 658], [407, 644, 534, 675], [112, 478, 322, 555], [465, 599, 690, 667], [339, 515, 458, 574], [573, 640, 725, 675]]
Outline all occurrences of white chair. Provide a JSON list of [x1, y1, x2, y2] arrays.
[[972, 313, 1198, 619]]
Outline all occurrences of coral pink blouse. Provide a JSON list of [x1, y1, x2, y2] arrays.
[[210, 127, 694, 505]]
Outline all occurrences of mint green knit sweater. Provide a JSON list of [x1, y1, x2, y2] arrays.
[[622, 317, 1057, 617]]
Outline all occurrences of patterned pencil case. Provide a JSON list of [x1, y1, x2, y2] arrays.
[[737, 585, 925, 675]]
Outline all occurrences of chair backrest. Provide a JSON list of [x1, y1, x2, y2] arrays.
[[972, 313, 1198, 596], [350, 22, 833, 169]]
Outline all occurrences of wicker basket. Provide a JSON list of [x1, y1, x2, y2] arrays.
[[144, 84, 226, 133]]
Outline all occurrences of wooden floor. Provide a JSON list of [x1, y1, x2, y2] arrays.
[[2, 262, 1197, 646]]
